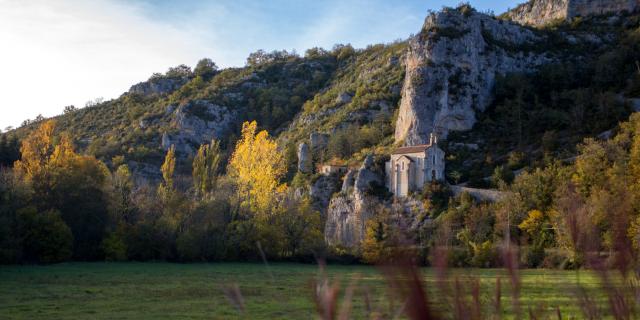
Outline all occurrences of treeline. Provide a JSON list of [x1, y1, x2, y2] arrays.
[[0, 120, 323, 264]]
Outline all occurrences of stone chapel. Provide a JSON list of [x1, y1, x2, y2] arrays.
[[385, 133, 445, 197]]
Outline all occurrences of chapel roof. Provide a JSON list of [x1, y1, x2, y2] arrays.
[[396, 155, 414, 162], [391, 143, 432, 155]]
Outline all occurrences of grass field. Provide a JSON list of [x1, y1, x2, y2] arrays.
[[0, 262, 612, 319]]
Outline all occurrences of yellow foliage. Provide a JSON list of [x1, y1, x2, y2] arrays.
[[518, 209, 544, 236], [362, 219, 388, 264], [229, 121, 287, 214], [14, 120, 110, 195], [14, 120, 56, 179]]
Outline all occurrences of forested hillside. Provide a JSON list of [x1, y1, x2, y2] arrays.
[[1, 3, 640, 268]]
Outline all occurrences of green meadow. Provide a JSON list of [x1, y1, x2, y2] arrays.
[[0, 263, 611, 319]]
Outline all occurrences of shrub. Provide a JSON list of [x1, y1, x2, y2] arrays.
[[102, 231, 128, 262], [470, 240, 496, 268], [446, 246, 471, 268], [422, 181, 452, 216], [541, 249, 569, 269], [19, 208, 73, 264], [521, 245, 545, 268]]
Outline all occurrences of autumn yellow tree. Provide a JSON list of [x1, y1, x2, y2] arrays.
[[14, 120, 56, 180], [228, 121, 286, 214], [14, 120, 111, 259]]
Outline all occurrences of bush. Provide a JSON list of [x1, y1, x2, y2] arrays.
[[176, 230, 204, 261], [19, 208, 73, 264], [102, 231, 127, 262], [471, 241, 496, 268], [541, 249, 570, 269], [445, 246, 471, 268], [521, 245, 545, 268], [422, 182, 452, 216]]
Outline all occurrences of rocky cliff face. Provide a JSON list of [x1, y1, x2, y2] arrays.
[[297, 142, 312, 173], [395, 7, 553, 145], [506, 0, 639, 27], [310, 175, 340, 216], [161, 100, 236, 155], [324, 155, 384, 247], [505, 0, 570, 26]]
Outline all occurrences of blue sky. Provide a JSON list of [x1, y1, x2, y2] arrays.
[[0, 0, 522, 130]]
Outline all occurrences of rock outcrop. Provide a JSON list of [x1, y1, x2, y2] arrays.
[[324, 155, 384, 247], [310, 175, 340, 216], [129, 77, 189, 96], [297, 142, 312, 173], [395, 7, 554, 145], [505, 0, 639, 27], [335, 92, 353, 105], [161, 100, 235, 155]]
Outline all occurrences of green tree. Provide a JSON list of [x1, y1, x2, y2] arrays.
[[158, 145, 176, 202], [194, 58, 218, 79], [109, 165, 135, 224], [277, 197, 323, 257], [18, 208, 73, 263], [192, 139, 221, 199]]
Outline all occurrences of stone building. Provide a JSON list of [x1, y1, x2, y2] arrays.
[[385, 134, 445, 197], [318, 164, 348, 176]]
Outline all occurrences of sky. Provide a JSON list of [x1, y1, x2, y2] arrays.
[[0, 0, 521, 131]]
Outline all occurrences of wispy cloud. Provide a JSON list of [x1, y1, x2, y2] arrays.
[[0, 0, 214, 129]]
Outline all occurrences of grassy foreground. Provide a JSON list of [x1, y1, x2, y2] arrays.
[[0, 262, 608, 319]]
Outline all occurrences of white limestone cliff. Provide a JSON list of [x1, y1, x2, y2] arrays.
[[395, 7, 554, 145]]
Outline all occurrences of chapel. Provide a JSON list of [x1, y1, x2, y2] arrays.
[[385, 133, 445, 197]]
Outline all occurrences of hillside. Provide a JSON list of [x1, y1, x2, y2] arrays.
[[2, 0, 640, 271], [4, 43, 406, 183], [1, 3, 636, 189]]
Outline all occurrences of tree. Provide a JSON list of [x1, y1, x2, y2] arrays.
[[18, 208, 73, 263], [158, 145, 176, 202], [192, 139, 221, 198], [109, 165, 135, 225], [14, 120, 56, 180], [362, 214, 392, 264], [228, 121, 287, 214], [0, 134, 19, 167], [194, 58, 218, 79], [165, 64, 192, 78], [277, 197, 323, 257], [63, 105, 77, 114], [14, 120, 111, 260], [0, 168, 32, 263], [491, 164, 514, 188]]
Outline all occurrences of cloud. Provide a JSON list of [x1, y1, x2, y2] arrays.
[[0, 0, 216, 129]]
